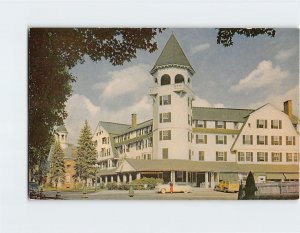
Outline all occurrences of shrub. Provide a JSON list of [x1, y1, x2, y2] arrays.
[[131, 177, 163, 190], [244, 171, 257, 200], [106, 182, 118, 190]]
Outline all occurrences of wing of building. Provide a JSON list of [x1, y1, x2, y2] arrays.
[[91, 34, 299, 188]]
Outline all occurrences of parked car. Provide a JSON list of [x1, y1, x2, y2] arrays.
[[29, 182, 45, 199], [155, 183, 192, 194], [214, 180, 240, 193]]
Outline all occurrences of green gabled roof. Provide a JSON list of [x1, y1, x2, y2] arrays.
[[99, 121, 131, 135], [121, 119, 153, 135], [192, 107, 253, 122], [150, 34, 195, 75], [56, 125, 68, 133]]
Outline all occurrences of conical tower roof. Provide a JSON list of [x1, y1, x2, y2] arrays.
[[150, 34, 195, 75]]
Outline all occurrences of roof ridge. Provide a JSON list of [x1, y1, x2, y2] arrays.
[[192, 106, 253, 111], [100, 121, 131, 126]]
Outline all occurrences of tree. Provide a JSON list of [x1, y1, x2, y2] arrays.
[[217, 28, 276, 47], [49, 141, 65, 190], [244, 171, 257, 200], [75, 120, 98, 188], [28, 28, 164, 177]]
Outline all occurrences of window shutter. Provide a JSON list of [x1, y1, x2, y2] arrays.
[[159, 96, 162, 105], [250, 135, 253, 144], [257, 135, 259, 144], [216, 135, 218, 144], [216, 152, 218, 161], [224, 122, 226, 129], [279, 136, 282, 145], [169, 131, 171, 140], [169, 112, 171, 122], [196, 135, 199, 143], [256, 120, 259, 128], [293, 136, 295, 145], [265, 136, 268, 145], [205, 135, 207, 144], [280, 153, 282, 162], [159, 113, 162, 123], [265, 120, 267, 128], [204, 121, 207, 128], [168, 95, 171, 104], [279, 120, 282, 129], [243, 135, 245, 144], [224, 152, 227, 161], [159, 131, 162, 140], [265, 152, 268, 162], [224, 136, 227, 144]]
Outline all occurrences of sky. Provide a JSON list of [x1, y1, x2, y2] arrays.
[[65, 28, 299, 144]]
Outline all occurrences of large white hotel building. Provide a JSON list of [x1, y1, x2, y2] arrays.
[[91, 35, 299, 188]]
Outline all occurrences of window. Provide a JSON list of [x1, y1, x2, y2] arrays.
[[161, 74, 171, 85], [286, 153, 293, 162], [196, 134, 207, 144], [159, 112, 171, 123], [257, 152, 268, 162], [238, 152, 253, 162], [216, 121, 226, 129], [234, 122, 239, 130], [257, 119, 267, 128], [159, 95, 171, 105], [199, 151, 205, 161], [187, 97, 189, 107], [243, 135, 253, 145], [257, 135, 268, 145], [175, 74, 184, 83], [196, 120, 206, 128], [286, 136, 295, 145], [147, 154, 152, 160], [188, 114, 190, 125], [216, 135, 227, 144], [189, 150, 192, 160], [294, 153, 299, 162], [162, 148, 168, 159], [159, 130, 171, 140], [271, 120, 282, 129], [271, 136, 282, 145], [216, 151, 227, 161], [102, 137, 107, 144], [271, 153, 282, 162], [154, 78, 157, 83]]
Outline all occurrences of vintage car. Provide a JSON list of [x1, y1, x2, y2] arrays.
[[214, 180, 240, 193], [155, 183, 193, 194]]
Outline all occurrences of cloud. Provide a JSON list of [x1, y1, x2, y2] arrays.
[[190, 43, 210, 55], [65, 94, 101, 144], [94, 64, 151, 99], [99, 95, 152, 125], [275, 48, 296, 61], [193, 96, 224, 108], [230, 60, 289, 92], [248, 84, 299, 115]]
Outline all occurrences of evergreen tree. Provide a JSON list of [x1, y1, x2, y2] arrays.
[[49, 141, 65, 189], [244, 171, 257, 200], [75, 120, 97, 187]]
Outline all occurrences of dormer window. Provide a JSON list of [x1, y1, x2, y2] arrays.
[[175, 74, 184, 84], [161, 74, 171, 85]]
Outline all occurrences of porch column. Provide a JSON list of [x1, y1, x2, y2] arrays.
[[171, 171, 175, 182], [186, 171, 189, 183], [136, 173, 141, 179], [205, 172, 209, 188], [105, 176, 108, 186], [123, 174, 127, 183], [216, 173, 220, 184], [111, 176, 114, 182], [211, 172, 215, 189], [117, 175, 121, 184], [99, 176, 102, 184], [129, 174, 132, 183]]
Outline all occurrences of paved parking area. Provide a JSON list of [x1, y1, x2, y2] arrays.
[[44, 188, 238, 200]]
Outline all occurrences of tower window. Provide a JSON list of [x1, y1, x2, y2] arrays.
[[154, 78, 158, 83], [160, 95, 171, 105], [161, 74, 171, 85], [159, 130, 171, 140], [175, 74, 184, 84], [159, 112, 171, 123]]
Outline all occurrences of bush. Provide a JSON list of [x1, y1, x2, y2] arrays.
[[106, 182, 118, 190], [131, 177, 163, 190], [244, 171, 257, 200]]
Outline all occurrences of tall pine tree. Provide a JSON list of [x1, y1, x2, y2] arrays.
[[75, 120, 97, 187], [49, 141, 65, 189]]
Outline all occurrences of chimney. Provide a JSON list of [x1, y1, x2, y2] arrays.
[[132, 113, 137, 128], [283, 100, 292, 118]]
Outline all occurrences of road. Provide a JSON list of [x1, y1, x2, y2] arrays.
[[43, 188, 238, 200]]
